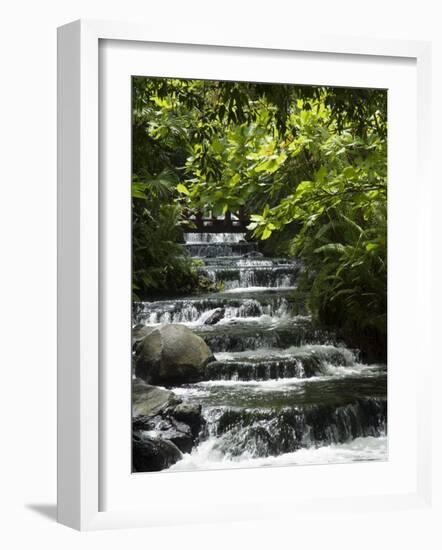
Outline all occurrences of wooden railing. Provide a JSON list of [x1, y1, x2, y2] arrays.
[[183, 209, 250, 233]]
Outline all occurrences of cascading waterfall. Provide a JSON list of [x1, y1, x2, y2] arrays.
[[133, 231, 387, 470]]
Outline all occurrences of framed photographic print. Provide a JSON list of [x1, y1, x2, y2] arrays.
[[130, 75, 389, 474], [57, 20, 433, 530]]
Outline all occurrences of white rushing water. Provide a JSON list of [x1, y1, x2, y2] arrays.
[[133, 230, 387, 472], [183, 232, 246, 244], [168, 436, 388, 471]]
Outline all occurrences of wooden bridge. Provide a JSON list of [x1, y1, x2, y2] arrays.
[[183, 209, 250, 233]]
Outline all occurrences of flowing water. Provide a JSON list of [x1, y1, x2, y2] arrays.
[[133, 232, 387, 470]]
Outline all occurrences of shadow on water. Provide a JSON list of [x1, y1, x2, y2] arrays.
[[26, 503, 57, 522]]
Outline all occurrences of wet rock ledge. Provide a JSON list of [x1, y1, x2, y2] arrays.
[[132, 378, 204, 472]]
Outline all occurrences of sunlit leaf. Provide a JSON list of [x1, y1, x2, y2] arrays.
[[177, 183, 190, 195]]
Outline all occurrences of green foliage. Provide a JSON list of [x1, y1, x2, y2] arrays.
[[132, 78, 224, 298], [132, 173, 197, 299], [295, 206, 387, 359], [238, 96, 387, 359], [132, 76, 387, 357]]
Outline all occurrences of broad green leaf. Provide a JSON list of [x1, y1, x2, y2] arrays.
[[176, 183, 190, 195], [262, 227, 272, 240]]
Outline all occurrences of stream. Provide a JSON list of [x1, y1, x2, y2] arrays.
[[133, 232, 387, 470]]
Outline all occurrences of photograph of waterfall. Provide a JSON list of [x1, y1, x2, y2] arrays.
[[131, 77, 387, 473]]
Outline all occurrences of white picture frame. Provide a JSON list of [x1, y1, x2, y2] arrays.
[[57, 19, 433, 531]]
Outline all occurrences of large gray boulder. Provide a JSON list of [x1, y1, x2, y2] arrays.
[[132, 324, 153, 346], [135, 324, 214, 385], [132, 378, 181, 417]]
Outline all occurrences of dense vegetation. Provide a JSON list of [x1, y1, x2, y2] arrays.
[[132, 78, 387, 360]]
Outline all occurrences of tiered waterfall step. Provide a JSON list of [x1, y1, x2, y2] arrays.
[[204, 345, 362, 381], [193, 317, 336, 352], [175, 376, 387, 459], [133, 288, 297, 325], [200, 257, 300, 289], [133, 230, 387, 468]]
